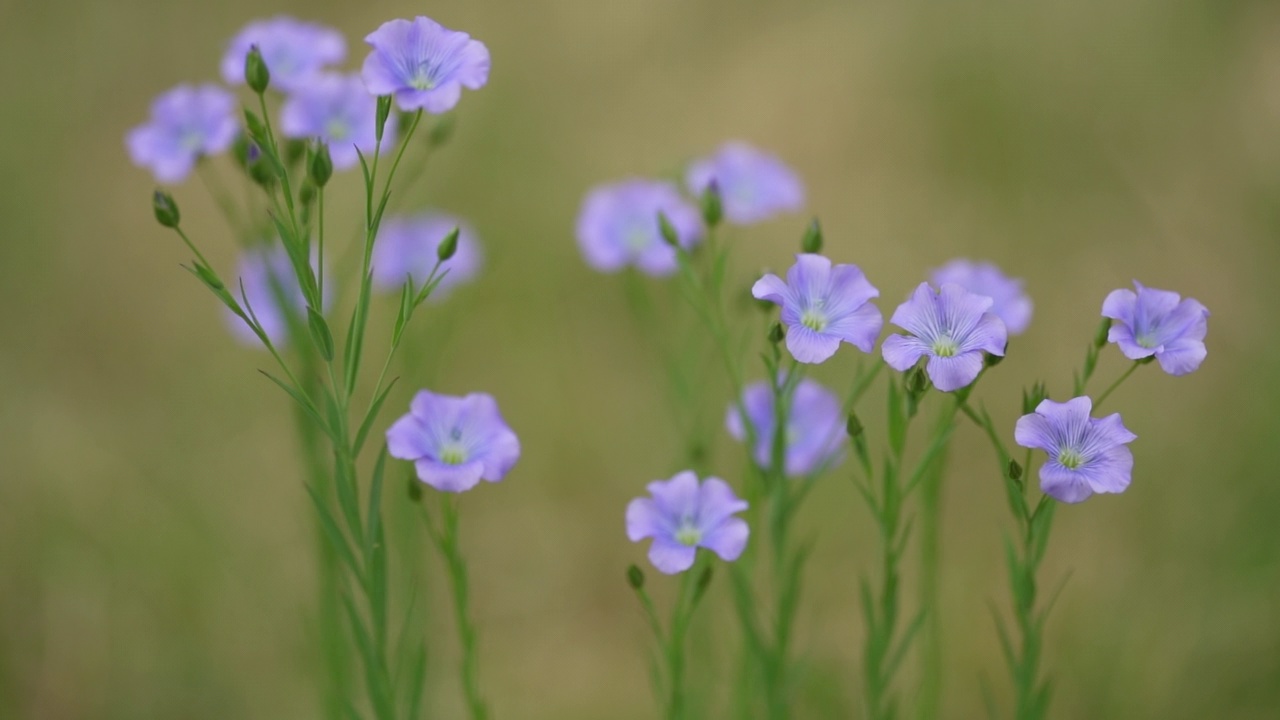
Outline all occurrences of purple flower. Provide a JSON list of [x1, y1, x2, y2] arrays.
[[126, 84, 238, 183], [726, 377, 845, 477], [576, 179, 704, 276], [752, 254, 882, 364], [221, 16, 346, 92], [882, 283, 1007, 392], [931, 259, 1032, 335], [626, 471, 749, 574], [1102, 281, 1209, 376], [686, 142, 804, 224], [1015, 397, 1137, 504], [371, 213, 482, 299], [281, 74, 396, 170], [225, 245, 318, 348], [386, 390, 520, 493], [361, 16, 490, 113]]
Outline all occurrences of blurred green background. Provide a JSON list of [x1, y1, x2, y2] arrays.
[[2, 0, 1278, 717]]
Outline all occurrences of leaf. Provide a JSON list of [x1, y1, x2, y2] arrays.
[[258, 370, 332, 442], [304, 483, 361, 578], [354, 377, 400, 455], [307, 306, 335, 361]]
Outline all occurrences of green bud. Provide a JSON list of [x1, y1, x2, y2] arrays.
[[299, 181, 317, 206], [407, 475, 423, 502], [308, 143, 333, 188], [284, 138, 308, 168], [437, 227, 460, 262], [1008, 459, 1023, 481], [152, 190, 180, 228], [700, 181, 723, 228], [244, 45, 270, 94], [657, 212, 679, 248], [694, 564, 714, 599], [846, 413, 864, 438], [626, 564, 645, 590], [801, 218, 823, 254], [768, 322, 785, 345], [1137, 355, 1155, 365], [906, 366, 928, 394], [985, 351, 1005, 368], [376, 96, 393, 142], [1021, 381, 1047, 415], [1093, 317, 1112, 348]]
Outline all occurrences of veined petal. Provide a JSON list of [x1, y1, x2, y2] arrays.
[[1038, 462, 1094, 504], [825, 302, 882, 353], [752, 273, 791, 306], [1155, 337, 1207, 376], [1080, 445, 1133, 495], [785, 325, 841, 364], [648, 539, 697, 574], [925, 352, 984, 392], [1101, 288, 1137, 325], [889, 283, 941, 340], [1014, 412, 1057, 453], [386, 414, 432, 459], [648, 471, 700, 520], [881, 334, 927, 371], [415, 459, 484, 493], [785, 254, 832, 300], [701, 518, 749, 562], [696, 477, 748, 528]]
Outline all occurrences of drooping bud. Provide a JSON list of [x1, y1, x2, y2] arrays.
[[308, 142, 333, 188], [375, 96, 393, 143], [657, 212, 679, 248], [700, 181, 723, 228], [244, 45, 270, 94], [1021, 381, 1048, 415], [626, 564, 645, 590], [437, 227, 460, 262], [768, 322, 785, 345], [801, 218, 823, 254], [152, 190, 180, 228]]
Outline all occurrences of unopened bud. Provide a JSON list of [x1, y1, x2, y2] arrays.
[[700, 181, 723, 228], [846, 413, 864, 438], [299, 181, 317, 206], [768, 322, 785, 345], [801, 218, 823, 254], [626, 564, 645, 590], [694, 564, 714, 597], [152, 190, 180, 228], [657, 212, 679, 248], [985, 351, 1006, 368], [407, 476, 423, 502], [1093, 318, 1112, 348], [308, 143, 333, 188], [244, 45, 270, 94], [906, 366, 927, 394], [437, 227, 460, 262], [1008, 459, 1023, 481], [1022, 381, 1047, 415]]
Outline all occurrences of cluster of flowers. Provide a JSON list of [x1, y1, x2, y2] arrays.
[[582, 147, 1210, 573], [127, 16, 486, 347]]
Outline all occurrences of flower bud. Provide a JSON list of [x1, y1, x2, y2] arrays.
[[626, 564, 645, 590], [984, 351, 1005, 368], [846, 413, 864, 438], [1021, 381, 1047, 415], [437, 227, 460, 262], [801, 218, 823, 254], [1008, 459, 1023, 481], [284, 139, 308, 168], [693, 564, 714, 600], [152, 190, 180, 228], [768, 322, 785, 345], [407, 475, 423, 502], [906, 366, 928, 394], [700, 181, 723, 228], [657, 212, 679, 248], [244, 45, 270, 94], [299, 181, 317, 206], [1094, 317, 1112, 348], [308, 143, 333, 188]]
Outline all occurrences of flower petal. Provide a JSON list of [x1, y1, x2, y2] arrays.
[[1100, 288, 1137, 325], [696, 477, 748, 528], [1014, 412, 1057, 453], [1038, 462, 1095, 504], [386, 413, 432, 460], [701, 518, 749, 562], [648, 471, 700, 520], [925, 352, 984, 392], [1155, 337, 1207, 376], [648, 539, 697, 574], [751, 273, 791, 306], [785, 325, 841, 364], [825, 302, 883, 353], [415, 459, 484, 493], [1079, 445, 1133, 495], [881, 334, 928, 371], [785, 254, 832, 300], [626, 497, 665, 542]]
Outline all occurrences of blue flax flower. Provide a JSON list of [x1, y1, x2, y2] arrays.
[[626, 471, 749, 574], [126, 84, 238, 183], [387, 391, 520, 493], [372, 212, 482, 299], [752, 254, 882, 364], [931, 259, 1033, 336], [281, 74, 395, 170], [882, 282, 1006, 392], [576, 179, 703, 276], [1016, 396, 1137, 504], [686, 142, 804, 224], [726, 377, 845, 477], [221, 16, 346, 92], [361, 16, 491, 113], [1102, 281, 1209, 376]]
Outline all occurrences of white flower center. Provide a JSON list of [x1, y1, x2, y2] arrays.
[[675, 520, 702, 547], [931, 336, 959, 358], [326, 119, 350, 141], [801, 308, 827, 332], [1058, 447, 1085, 470]]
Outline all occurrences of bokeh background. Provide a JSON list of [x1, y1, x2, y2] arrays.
[[2, 0, 1279, 717]]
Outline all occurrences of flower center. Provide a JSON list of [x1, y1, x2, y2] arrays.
[[1136, 332, 1158, 349], [326, 119, 350, 142], [411, 63, 437, 91], [624, 226, 651, 252], [180, 130, 205, 151], [439, 428, 468, 465], [801, 308, 828, 332], [931, 336, 959, 358], [675, 521, 702, 547], [1058, 447, 1085, 470]]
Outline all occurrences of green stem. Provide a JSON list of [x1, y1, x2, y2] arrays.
[[438, 496, 489, 720], [1093, 361, 1141, 410]]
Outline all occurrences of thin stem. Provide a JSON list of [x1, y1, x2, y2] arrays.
[[1093, 361, 1141, 410], [438, 496, 489, 720]]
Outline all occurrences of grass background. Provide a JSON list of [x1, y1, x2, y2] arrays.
[[2, 0, 1278, 717]]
